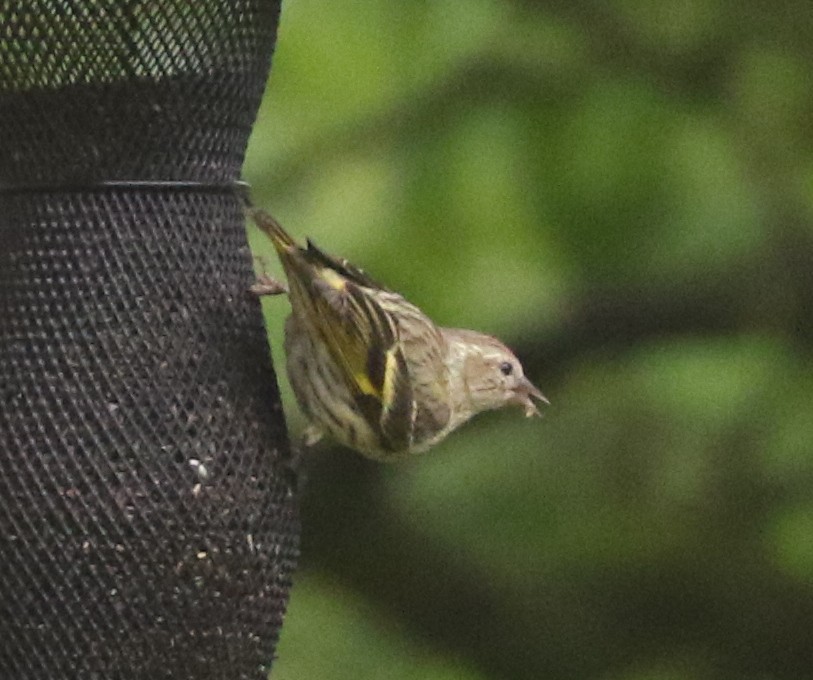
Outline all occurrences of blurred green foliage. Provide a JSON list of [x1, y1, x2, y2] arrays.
[[245, 1, 813, 678]]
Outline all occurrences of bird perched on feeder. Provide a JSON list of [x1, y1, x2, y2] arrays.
[[249, 208, 547, 461]]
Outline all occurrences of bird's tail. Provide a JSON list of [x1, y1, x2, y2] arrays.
[[248, 207, 298, 254]]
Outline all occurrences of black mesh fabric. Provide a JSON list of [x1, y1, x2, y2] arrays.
[[0, 2, 298, 678]]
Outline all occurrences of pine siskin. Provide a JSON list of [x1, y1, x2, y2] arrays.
[[250, 208, 548, 460]]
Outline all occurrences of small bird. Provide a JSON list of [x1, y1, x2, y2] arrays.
[[249, 208, 548, 461]]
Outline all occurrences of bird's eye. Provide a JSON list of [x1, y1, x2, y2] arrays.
[[499, 361, 514, 376]]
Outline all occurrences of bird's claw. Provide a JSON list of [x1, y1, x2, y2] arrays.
[[250, 274, 288, 297]]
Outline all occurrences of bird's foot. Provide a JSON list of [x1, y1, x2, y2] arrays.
[[280, 425, 323, 491], [250, 273, 288, 297], [250, 255, 288, 296], [302, 425, 324, 448]]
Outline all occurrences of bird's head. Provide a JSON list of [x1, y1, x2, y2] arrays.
[[445, 329, 548, 419]]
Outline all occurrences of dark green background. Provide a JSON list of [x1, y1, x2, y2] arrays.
[[246, 1, 813, 678]]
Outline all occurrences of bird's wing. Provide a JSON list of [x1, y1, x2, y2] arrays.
[[375, 293, 452, 447], [304, 238, 392, 292], [284, 248, 416, 453]]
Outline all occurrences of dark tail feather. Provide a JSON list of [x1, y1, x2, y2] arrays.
[[248, 208, 298, 252]]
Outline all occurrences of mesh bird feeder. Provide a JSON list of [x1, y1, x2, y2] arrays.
[[0, 1, 298, 678]]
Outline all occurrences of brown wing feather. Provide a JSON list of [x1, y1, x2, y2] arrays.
[[283, 248, 416, 452], [374, 293, 452, 447], [305, 238, 391, 292]]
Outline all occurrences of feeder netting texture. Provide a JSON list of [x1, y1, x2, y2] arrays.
[[0, 1, 298, 678]]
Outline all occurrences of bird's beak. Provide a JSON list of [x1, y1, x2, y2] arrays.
[[513, 377, 549, 417]]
